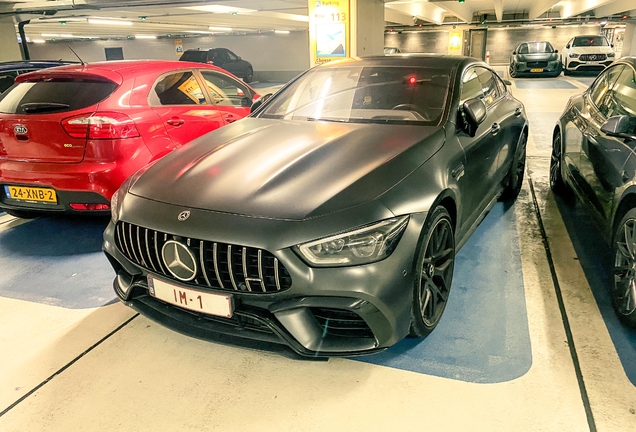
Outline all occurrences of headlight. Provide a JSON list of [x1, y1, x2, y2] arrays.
[[295, 216, 409, 267], [111, 187, 122, 223], [569, 53, 580, 58], [608, 52, 616, 57]]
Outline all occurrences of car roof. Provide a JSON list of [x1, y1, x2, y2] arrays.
[[615, 56, 636, 68], [0, 60, 75, 72], [15, 60, 230, 85]]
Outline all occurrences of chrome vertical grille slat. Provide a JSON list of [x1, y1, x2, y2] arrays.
[[128, 223, 141, 264], [257, 250, 267, 293], [227, 245, 239, 290], [114, 222, 291, 293], [144, 228, 158, 273], [241, 247, 251, 292], [274, 258, 282, 291], [200, 240, 212, 287], [213, 243, 225, 289]]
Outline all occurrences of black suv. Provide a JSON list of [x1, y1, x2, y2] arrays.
[[180, 48, 254, 82]]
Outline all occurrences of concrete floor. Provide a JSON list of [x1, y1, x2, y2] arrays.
[[1, 73, 635, 431]]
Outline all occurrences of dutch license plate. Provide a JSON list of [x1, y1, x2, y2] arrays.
[[531, 68, 544, 73], [4, 185, 57, 203], [148, 276, 233, 318]]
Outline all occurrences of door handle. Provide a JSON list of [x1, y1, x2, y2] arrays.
[[225, 115, 238, 123], [514, 108, 522, 117], [451, 164, 465, 180], [491, 123, 501, 134], [166, 117, 184, 127]]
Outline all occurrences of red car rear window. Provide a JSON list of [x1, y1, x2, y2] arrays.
[[0, 80, 118, 114]]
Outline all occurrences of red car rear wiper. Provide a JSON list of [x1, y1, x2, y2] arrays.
[[21, 102, 70, 113]]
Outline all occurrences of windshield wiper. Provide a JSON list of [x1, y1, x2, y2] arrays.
[[305, 117, 347, 123], [21, 102, 70, 113]]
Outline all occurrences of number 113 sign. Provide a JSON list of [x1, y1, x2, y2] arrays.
[[309, 0, 350, 65]]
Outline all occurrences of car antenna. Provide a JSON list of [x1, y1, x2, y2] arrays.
[[67, 46, 86, 66]]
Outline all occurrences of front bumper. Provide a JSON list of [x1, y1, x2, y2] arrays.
[[565, 59, 613, 72], [512, 60, 561, 76], [103, 195, 427, 358]]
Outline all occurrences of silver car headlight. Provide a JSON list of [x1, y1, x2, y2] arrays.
[[295, 216, 409, 267], [111, 187, 122, 223], [569, 53, 580, 58], [110, 159, 160, 223]]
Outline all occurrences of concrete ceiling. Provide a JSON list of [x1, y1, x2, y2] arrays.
[[0, 0, 634, 42]]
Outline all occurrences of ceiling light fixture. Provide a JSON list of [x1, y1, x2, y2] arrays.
[[135, 35, 157, 39], [33, 39, 46, 43], [88, 19, 133, 26], [275, 30, 290, 34]]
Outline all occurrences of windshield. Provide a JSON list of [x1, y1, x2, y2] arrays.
[[573, 36, 609, 47], [259, 65, 450, 125], [518, 42, 554, 54]]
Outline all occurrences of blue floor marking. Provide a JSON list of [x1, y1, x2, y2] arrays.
[[359, 202, 533, 383], [0, 217, 116, 309], [515, 80, 577, 89], [555, 197, 636, 386]]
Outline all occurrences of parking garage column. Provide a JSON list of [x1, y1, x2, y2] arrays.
[[308, 0, 384, 67], [0, 17, 21, 61], [621, 22, 636, 56]]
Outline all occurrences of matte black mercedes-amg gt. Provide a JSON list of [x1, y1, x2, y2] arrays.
[[103, 56, 528, 357], [550, 57, 636, 328]]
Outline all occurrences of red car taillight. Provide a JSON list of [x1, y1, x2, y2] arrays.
[[62, 112, 140, 140]]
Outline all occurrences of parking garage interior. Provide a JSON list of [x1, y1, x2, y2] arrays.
[[1, 0, 636, 431]]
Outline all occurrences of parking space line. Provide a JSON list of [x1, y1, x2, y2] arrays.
[[528, 176, 597, 431], [0, 313, 138, 418]]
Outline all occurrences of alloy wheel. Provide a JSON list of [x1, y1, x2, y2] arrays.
[[550, 133, 562, 190], [614, 218, 636, 316], [418, 217, 455, 327]]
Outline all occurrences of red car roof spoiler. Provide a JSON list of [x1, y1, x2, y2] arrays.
[[15, 69, 123, 86]]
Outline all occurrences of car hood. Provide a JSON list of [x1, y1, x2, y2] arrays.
[[130, 118, 445, 220], [516, 53, 558, 62]]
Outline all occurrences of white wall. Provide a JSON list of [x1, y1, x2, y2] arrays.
[[0, 18, 21, 61], [27, 31, 311, 82]]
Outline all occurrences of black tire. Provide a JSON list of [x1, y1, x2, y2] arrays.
[[501, 129, 527, 202], [6, 209, 39, 219], [244, 67, 253, 83], [612, 208, 636, 328], [509, 64, 517, 78], [549, 130, 571, 195], [409, 206, 455, 337]]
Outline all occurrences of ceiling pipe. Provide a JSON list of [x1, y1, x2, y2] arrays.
[[18, 20, 30, 60]]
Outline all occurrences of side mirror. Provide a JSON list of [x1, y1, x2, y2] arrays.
[[601, 115, 635, 141], [566, 44, 570, 49], [461, 98, 487, 137], [241, 96, 251, 107], [250, 93, 273, 113], [555, 49, 559, 53]]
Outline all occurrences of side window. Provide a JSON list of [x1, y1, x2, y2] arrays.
[[495, 75, 507, 96], [199, 70, 252, 107], [150, 71, 207, 106], [0, 71, 18, 94], [213, 50, 230, 65], [460, 67, 483, 103], [589, 65, 625, 110], [476, 67, 501, 108], [600, 66, 636, 127], [226, 50, 238, 61]]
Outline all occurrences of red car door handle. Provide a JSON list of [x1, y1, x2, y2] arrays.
[[166, 118, 184, 127], [225, 115, 237, 123]]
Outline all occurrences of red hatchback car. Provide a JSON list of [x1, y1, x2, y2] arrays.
[[0, 60, 258, 218]]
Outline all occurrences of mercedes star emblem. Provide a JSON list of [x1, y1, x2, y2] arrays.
[[161, 240, 198, 281], [178, 210, 191, 221]]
